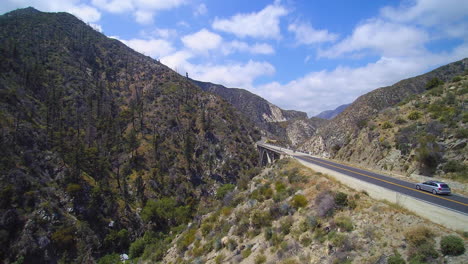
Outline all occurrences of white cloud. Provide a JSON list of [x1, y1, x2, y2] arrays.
[[89, 23, 103, 32], [91, 0, 133, 13], [319, 19, 429, 58], [190, 60, 276, 88], [91, 0, 186, 24], [256, 44, 468, 116], [288, 22, 338, 44], [222, 41, 274, 55], [160, 49, 275, 88], [146, 28, 177, 39], [117, 37, 175, 58], [381, 0, 468, 27], [212, 3, 288, 39], [134, 9, 153, 24], [182, 29, 222, 53], [194, 3, 207, 16], [0, 0, 101, 23], [160, 50, 194, 71]]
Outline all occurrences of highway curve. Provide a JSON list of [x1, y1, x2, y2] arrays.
[[294, 155, 468, 215]]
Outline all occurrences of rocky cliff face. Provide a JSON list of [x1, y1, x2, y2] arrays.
[[190, 80, 308, 138], [300, 58, 468, 157], [284, 118, 328, 147], [0, 8, 259, 263]]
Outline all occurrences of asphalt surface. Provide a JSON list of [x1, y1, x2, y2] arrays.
[[293, 155, 468, 215]]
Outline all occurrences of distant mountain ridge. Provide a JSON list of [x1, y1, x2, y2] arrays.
[[191, 79, 307, 124], [316, 104, 350, 120], [190, 79, 314, 144]]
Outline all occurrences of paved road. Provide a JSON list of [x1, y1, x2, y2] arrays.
[[293, 154, 468, 215]]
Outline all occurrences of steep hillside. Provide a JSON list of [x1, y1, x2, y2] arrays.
[[316, 104, 350, 120], [300, 58, 468, 156], [334, 74, 468, 178], [0, 8, 260, 263], [161, 159, 467, 264], [190, 79, 308, 138]]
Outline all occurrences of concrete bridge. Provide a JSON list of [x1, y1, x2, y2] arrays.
[[256, 142, 287, 166]]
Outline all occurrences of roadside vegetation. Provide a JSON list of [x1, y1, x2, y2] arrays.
[[335, 72, 468, 184], [158, 159, 467, 263]]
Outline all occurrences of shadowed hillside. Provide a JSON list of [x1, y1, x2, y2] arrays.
[[0, 7, 260, 263]]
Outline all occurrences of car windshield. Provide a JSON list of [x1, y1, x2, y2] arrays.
[[440, 184, 449, 188]]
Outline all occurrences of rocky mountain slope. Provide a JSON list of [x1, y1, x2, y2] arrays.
[[160, 159, 467, 264], [190, 79, 318, 144], [191, 79, 307, 124], [0, 8, 260, 263], [334, 74, 468, 179], [300, 58, 468, 157], [316, 104, 350, 120]]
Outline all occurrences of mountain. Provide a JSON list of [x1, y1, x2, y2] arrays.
[[300, 58, 468, 157], [0, 8, 260, 263], [334, 74, 468, 178], [190, 79, 308, 138], [315, 104, 350, 120]]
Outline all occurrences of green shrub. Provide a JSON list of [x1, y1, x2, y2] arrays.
[[395, 117, 407, 124], [440, 235, 465, 256], [455, 128, 468, 139], [254, 254, 267, 264], [428, 87, 443, 96], [97, 254, 121, 264], [300, 235, 313, 246], [357, 119, 368, 129], [177, 228, 197, 252], [141, 197, 191, 228], [51, 226, 75, 249], [200, 222, 213, 237], [66, 183, 82, 194], [104, 229, 129, 251], [279, 216, 294, 235], [382, 121, 393, 129], [290, 194, 308, 209], [275, 181, 287, 193], [425, 77, 443, 90], [251, 210, 272, 228], [216, 184, 235, 200], [329, 232, 347, 248], [335, 216, 353, 232], [129, 237, 146, 258], [443, 160, 466, 173], [334, 192, 348, 207], [408, 111, 422, 120], [214, 254, 225, 264], [260, 186, 274, 200], [241, 247, 252, 258], [387, 251, 405, 264], [264, 227, 273, 241], [452, 76, 462, 82]]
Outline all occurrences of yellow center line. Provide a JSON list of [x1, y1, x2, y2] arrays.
[[297, 155, 468, 207]]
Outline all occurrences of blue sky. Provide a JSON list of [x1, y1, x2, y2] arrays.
[[2, 0, 468, 116]]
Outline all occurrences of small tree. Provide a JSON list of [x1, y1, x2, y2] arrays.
[[425, 77, 443, 90]]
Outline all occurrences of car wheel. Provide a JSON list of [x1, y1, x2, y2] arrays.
[[416, 185, 420, 190], [432, 189, 437, 195]]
